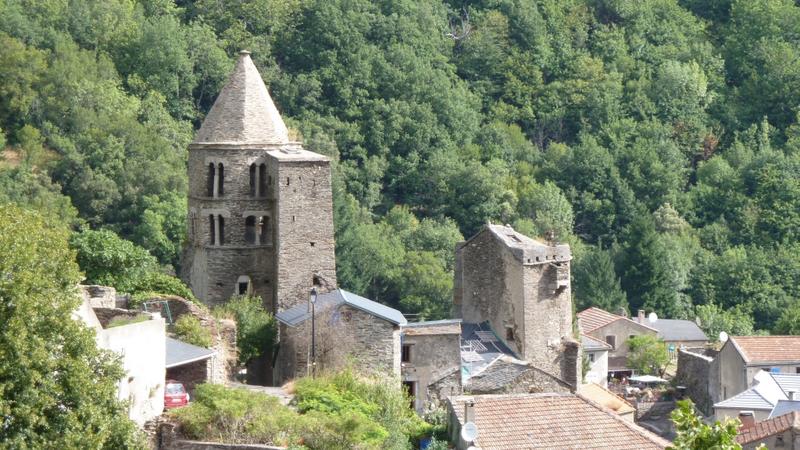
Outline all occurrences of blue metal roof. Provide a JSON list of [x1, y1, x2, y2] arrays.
[[275, 289, 407, 327], [769, 400, 800, 419], [165, 337, 216, 369]]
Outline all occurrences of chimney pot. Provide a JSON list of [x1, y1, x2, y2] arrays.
[[638, 310, 646, 323], [464, 398, 475, 424], [239, 49, 251, 56], [739, 411, 755, 429]]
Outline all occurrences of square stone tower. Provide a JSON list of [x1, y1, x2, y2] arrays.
[[453, 224, 578, 385], [181, 51, 336, 312]]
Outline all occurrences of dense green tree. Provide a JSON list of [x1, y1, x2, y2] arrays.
[[669, 400, 743, 450], [774, 302, 800, 335], [627, 335, 670, 376], [0, 204, 144, 448], [573, 246, 628, 313]]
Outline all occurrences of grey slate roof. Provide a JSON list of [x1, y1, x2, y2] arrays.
[[166, 337, 216, 369], [466, 356, 532, 392], [769, 400, 800, 419], [275, 289, 407, 327], [193, 51, 289, 145], [638, 318, 708, 342]]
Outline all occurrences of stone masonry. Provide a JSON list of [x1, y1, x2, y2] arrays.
[[454, 224, 578, 385], [181, 51, 336, 313]]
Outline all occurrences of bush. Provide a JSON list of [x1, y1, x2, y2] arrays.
[[173, 315, 212, 348], [172, 384, 300, 446], [213, 295, 276, 365], [70, 228, 158, 288], [126, 271, 196, 304]]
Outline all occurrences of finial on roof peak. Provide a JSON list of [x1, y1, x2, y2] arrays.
[[239, 49, 251, 56]]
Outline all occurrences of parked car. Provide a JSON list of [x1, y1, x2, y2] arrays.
[[164, 380, 189, 410]]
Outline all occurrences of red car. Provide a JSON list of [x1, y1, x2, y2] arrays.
[[164, 380, 189, 410]]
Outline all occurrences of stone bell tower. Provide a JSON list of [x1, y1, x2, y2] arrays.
[[181, 51, 337, 312]]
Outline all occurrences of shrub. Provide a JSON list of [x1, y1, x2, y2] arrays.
[[173, 315, 212, 348], [70, 228, 157, 288], [213, 295, 276, 365], [171, 384, 301, 446], [126, 271, 196, 302]]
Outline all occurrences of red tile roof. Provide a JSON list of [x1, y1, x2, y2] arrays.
[[730, 336, 800, 363], [577, 307, 657, 333], [736, 411, 800, 445], [449, 393, 668, 449]]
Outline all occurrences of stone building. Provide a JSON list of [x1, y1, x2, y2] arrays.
[[577, 306, 658, 377], [454, 224, 580, 387], [181, 51, 336, 311], [274, 289, 406, 383], [400, 320, 463, 413]]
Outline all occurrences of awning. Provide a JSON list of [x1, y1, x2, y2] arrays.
[[628, 375, 667, 384], [166, 337, 216, 369]]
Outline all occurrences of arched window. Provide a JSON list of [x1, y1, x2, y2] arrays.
[[259, 216, 270, 244], [209, 214, 215, 245], [236, 275, 251, 296], [249, 164, 256, 196], [218, 216, 225, 245], [207, 163, 215, 197], [217, 163, 225, 196], [258, 163, 267, 196], [245, 216, 257, 244]]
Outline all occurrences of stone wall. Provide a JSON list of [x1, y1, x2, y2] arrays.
[[81, 285, 116, 308], [273, 159, 337, 311], [167, 360, 210, 395], [401, 330, 463, 413], [674, 348, 716, 415], [276, 304, 399, 383]]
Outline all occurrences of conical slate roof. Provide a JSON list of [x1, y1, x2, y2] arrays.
[[193, 51, 289, 145]]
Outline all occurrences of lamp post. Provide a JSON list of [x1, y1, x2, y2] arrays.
[[310, 287, 317, 377]]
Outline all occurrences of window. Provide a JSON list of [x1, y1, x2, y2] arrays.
[[286, 177, 290, 186], [402, 345, 412, 363], [605, 335, 616, 349], [312, 275, 321, 287], [588, 353, 595, 363], [629, 335, 636, 340], [796, 367, 800, 374], [245, 216, 257, 243], [237, 275, 251, 296], [207, 163, 215, 197], [506, 327, 515, 341], [209, 215, 215, 245], [259, 164, 267, 196], [259, 216, 270, 244], [249, 164, 256, 195], [776, 436, 785, 447], [310, 241, 315, 247], [217, 163, 224, 196], [218, 216, 225, 245]]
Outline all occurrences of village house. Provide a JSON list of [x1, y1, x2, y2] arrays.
[[631, 309, 708, 358], [582, 334, 611, 387], [400, 320, 463, 414], [714, 370, 800, 421], [578, 382, 636, 422], [447, 393, 669, 449], [454, 224, 581, 389], [274, 288, 406, 383], [736, 411, 800, 449], [716, 336, 800, 403], [577, 307, 658, 377]]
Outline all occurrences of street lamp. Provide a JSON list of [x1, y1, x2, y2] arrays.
[[310, 287, 317, 377]]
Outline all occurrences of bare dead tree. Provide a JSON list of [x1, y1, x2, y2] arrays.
[[446, 7, 472, 42]]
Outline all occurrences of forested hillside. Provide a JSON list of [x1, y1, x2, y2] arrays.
[[2, 0, 799, 335]]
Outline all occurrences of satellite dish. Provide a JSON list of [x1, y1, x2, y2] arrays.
[[719, 331, 729, 343], [648, 312, 658, 323], [461, 421, 479, 443]]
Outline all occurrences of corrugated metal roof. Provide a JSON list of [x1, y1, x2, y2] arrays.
[[274, 289, 407, 327], [165, 337, 215, 369], [773, 374, 800, 394], [713, 388, 773, 411]]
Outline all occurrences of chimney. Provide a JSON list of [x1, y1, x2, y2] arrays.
[[618, 307, 628, 318], [464, 398, 475, 424], [638, 310, 646, 323], [739, 411, 755, 429], [789, 390, 798, 401]]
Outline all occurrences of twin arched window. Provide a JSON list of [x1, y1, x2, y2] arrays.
[[208, 214, 225, 245], [249, 163, 268, 197], [245, 215, 271, 244]]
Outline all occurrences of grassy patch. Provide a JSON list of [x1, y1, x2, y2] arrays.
[[107, 314, 150, 328]]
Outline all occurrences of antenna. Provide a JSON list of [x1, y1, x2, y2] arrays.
[[719, 331, 729, 343], [648, 312, 658, 323], [461, 422, 479, 443]]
